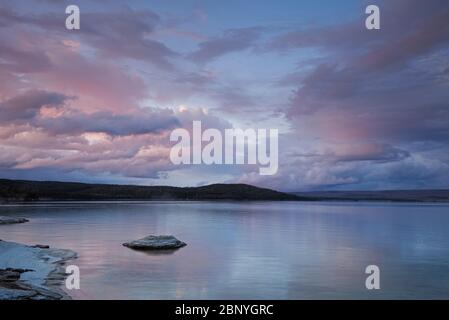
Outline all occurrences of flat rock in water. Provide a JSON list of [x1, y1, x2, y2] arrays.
[[0, 216, 29, 225], [31, 244, 50, 249], [123, 235, 186, 250]]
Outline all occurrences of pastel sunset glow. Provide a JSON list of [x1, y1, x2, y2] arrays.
[[1, 0, 448, 191]]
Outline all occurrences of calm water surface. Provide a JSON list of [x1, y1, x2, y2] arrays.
[[1, 201, 448, 299]]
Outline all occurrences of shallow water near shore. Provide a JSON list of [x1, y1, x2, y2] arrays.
[[1, 201, 449, 299]]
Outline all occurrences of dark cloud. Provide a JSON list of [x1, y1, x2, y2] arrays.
[[269, 0, 449, 61], [292, 143, 410, 164], [0, 90, 72, 121], [189, 27, 262, 63], [279, 0, 449, 152], [78, 8, 178, 69], [36, 109, 180, 136], [0, 44, 52, 73], [0, 5, 178, 69], [175, 71, 216, 87], [0, 90, 179, 136], [0, 7, 23, 27], [240, 8, 449, 194]]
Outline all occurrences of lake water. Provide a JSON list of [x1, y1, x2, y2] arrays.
[[1, 201, 449, 299]]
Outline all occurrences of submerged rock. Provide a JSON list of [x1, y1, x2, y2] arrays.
[[123, 235, 186, 250], [0, 268, 33, 282], [0, 216, 29, 225], [31, 244, 50, 249]]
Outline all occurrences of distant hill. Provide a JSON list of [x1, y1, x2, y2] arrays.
[[0, 179, 300, 201], [294, 190, 449, 203], [2, 179, 447, 202]]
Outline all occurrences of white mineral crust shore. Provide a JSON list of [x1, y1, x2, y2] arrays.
[[0, 240, 77, 300]]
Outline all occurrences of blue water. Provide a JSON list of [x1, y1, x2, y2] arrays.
[[1, 201, 449, 299]]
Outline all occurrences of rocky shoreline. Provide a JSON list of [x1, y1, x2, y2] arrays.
[[0, 240, 76, 300]]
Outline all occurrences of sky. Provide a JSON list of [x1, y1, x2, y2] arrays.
[[0, 0, 448, 191]]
